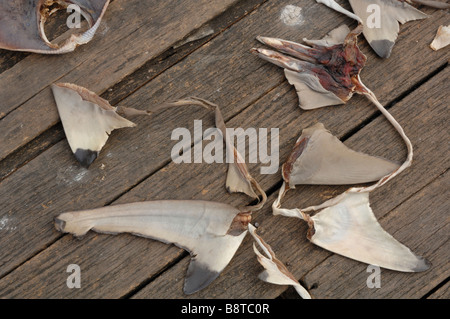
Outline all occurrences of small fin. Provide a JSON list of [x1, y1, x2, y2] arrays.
[[303, 24, 351, 47], [213, 103, 267, 209], [284, 70, 346, 110], [430, 25, 450, 51], [249, 225, 312, 299], [349, 0, 427, 58], [51, 83, 136, 167], [226, 162, 258, 198]]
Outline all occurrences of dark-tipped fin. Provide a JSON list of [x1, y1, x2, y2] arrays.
[[184, 260, 221, 295], [74, 149, 99, 168]]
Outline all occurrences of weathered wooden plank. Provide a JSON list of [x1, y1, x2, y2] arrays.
[[427, 281, 450, 299], [0, 0, 241, 159], [0, 125, 64, 181], [1, 63, 447, 298], [0, 0, 268, 182], [0, 1, 447, 298], [130, 68, 449, 299], [0, 0, 330, 276], [0, 0, 280, 279], [302, 171, 449, 299]]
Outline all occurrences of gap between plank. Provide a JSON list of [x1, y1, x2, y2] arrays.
[[0, 17, 447, 298], [112, 64, 449, 299], [0, 58, 445, 285], [422, 277, 449, 299], [0, 0, 269, 183], [0, 0, 265, 122]]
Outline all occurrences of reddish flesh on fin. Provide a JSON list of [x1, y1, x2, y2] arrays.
[[310, 27, 367, 101], [282, 137, 310, 185], [253, 25, 367, 103]]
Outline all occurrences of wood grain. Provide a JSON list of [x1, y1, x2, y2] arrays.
[[302, 171, 449, 299], [0, 1, 448, 299], [131, 67, 450, 299], [0, 63, 447, 298], [0, 0, 268, 182], [0, 0, 241, 160], [427, 281, 450, 299]]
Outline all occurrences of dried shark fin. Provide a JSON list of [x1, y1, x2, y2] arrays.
[[208, 101, 267, 211], [272, 184, 431, 272], [348, 0, 428, 58], [303, 24, 351, 47], [55, 200, 251, 295], [226, 158, 258, 198], [52, 84, 216, 168], [252, 25, 367, 110], [315, 0, 428, 58], [0, 0, 110, 54], [301, 191, 431, 272], [52, 83, 136, 168], [285, 71, 347, 110], [282, 123, 400, 188], [248, 225, 311, 299], [430, 25, 450, 51]]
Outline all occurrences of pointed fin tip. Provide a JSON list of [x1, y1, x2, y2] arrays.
[[74, 149, 98, 168], [184, 260, 220, 295], [413, 256, 432, 272], [226, 163, 258, 199], [54, 217, 67, 233], [256, 35, 265, 43], [370, 40, 395, 59]]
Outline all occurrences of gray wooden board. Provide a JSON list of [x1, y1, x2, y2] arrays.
[[0, 64, 447, 298], [0, 0, 242, 160], [0, 0, 268, 181], [131, 67, 450, 299], [427, 281, 450, 299], [0, 1, 448, 299], [0, 2, 448, 161]]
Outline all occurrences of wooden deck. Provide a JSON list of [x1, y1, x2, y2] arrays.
[[0, 0, 448, 299]]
